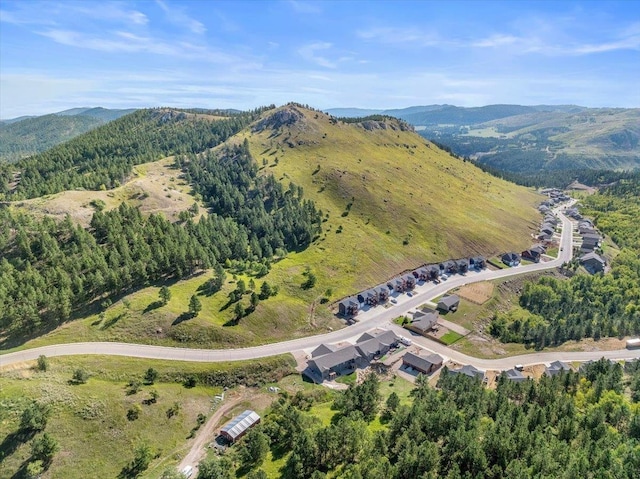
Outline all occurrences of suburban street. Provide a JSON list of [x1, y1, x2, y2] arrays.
[[3, 201, 639, 370]]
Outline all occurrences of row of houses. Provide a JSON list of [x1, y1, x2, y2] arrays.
[[446, 360, 573, 385], [306, 329, 400, 381], [338, 257, 486, 318], [568, 211, 606, 274]]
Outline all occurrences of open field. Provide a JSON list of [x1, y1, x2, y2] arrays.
[[9, 157, 205, 226], [456, 281, 494, 304]]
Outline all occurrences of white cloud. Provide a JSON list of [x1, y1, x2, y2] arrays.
[[155, 0, 205, 34], [298, 42, 337, 68], [357, 27, 449, 48], [288, 0, 322, 15]]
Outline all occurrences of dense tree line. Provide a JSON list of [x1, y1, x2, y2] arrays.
[[0, 114, 103, 163], [0, 143, 321, 339], [180, 140, 322, 255], [0, 107, 271, 199], [490, 176, 640, 347], [214, 360, 640, 478]]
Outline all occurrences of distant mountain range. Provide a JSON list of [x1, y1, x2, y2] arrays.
[[326, 104, 640, 173], [0, 107, 136, 162]]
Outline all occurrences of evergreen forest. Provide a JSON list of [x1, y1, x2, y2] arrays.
[[201, 358, 640, 479], [490, 174, 640, 347], [0, 107, 272, 199], [0, 139, 321, 342]]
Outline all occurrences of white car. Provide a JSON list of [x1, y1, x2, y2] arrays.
[[391, 298, 397, 304], [399, 336, 412, 346]]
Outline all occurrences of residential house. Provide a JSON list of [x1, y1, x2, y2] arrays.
[[469, 256, 486, 269], [403, 274, 416, 290], [375, 285, 390, 303], [531, 244, 546, 255], [456, 259, 469, 274], [540, 225, 555, 236], [503, 368, 527, 383], [357, 289, 378, 306], [449, 364, 485, 380], [580, 237, 599, 253], [402, 352, 443, 374], [521, 249, 541, 263], [338, 297, 359, 317], [437, 294, 460, 313], [546, 360, 571, 376], [581, 232, 601, 244], [441, 260, 457, 274], [220, 410, 261, 443], [406, 309, 439, 336], [307, 345, 364, 381], [501, 252, 521, 267], [355, 330, 399, 361], [311, 343, 337, 358], [389, 278, 405, 293], [580, 252, 606, 274], [427, 265, 441, 280]]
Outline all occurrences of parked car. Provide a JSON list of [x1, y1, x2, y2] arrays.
[[391, 298, 398, 304], [399, 336, 412, 346]]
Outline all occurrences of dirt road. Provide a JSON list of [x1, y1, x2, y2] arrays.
[[177, 392, 245, 474]]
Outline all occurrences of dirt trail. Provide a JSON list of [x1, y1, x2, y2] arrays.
[[177, 391, 246, 474]]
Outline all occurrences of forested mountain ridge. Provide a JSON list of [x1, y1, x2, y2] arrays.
[[0, 103, 541, 351], [0, 107, 135, 163], [0, 107, 267, 200]]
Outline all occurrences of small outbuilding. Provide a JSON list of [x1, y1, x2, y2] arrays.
[[220, 410, 261, 443]]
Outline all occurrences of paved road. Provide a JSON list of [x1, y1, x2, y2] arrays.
[[6, 201, 637, 370]]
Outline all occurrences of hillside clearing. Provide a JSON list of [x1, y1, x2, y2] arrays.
[[9, 157, 204, 226]]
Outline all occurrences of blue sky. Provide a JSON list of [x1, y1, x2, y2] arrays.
[[1, 0, 639, 118]]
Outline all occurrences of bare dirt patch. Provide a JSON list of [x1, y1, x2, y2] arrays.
[[457, 281, 494, 305]]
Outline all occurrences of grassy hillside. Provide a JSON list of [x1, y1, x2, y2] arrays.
[[243, 105, 541, 290], [1, 104, 542, 351], [0, 354, 295, 479]]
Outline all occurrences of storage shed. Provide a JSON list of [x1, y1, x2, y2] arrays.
[[220, 410, 261, 443]]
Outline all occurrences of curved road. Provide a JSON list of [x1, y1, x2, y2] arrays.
[[3, 203, 639, 369]]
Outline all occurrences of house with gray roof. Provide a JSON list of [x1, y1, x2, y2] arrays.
[[437, 294, 460, 313], [402, 352, 443, 374], [449, 364, 485, 380], [311, 343, 337, 358], [375, 285, 390, 303], [580, 252, 605, 274], [501, 252, 521, 267], [357, 289, 378, 306], [220, 410, 261, 443], [355, 330, 399, 361], [441, 260, 457, 274], [456, 259, 469, 274], [470, 256, 486, 269], [406, 309, 439, 336], [546, 360, 571, 376], [521, 249, 541, 263], [338, 297, 359, 317], [307, 345, 364, 381], [503, 368, 527, 383]]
